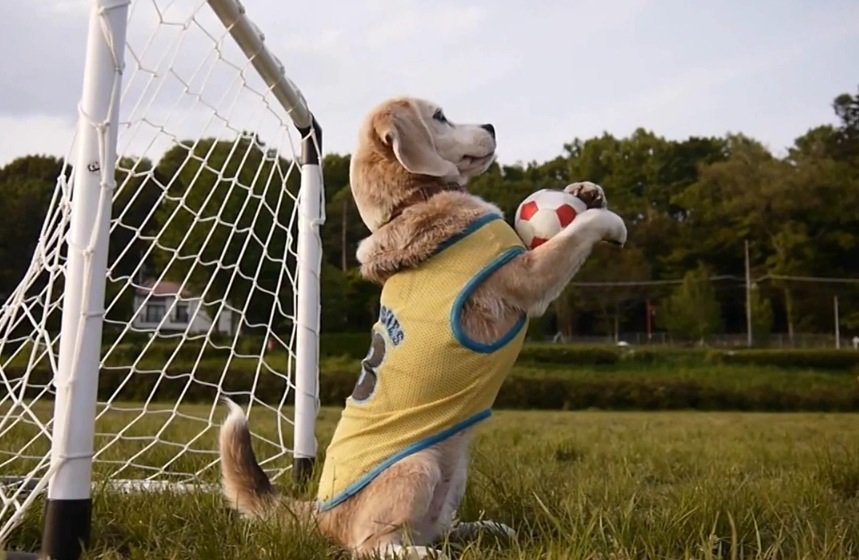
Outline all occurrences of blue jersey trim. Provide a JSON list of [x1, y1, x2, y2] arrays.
[[450, 247, 527, 354], [433, 213, 502, 255], [316, 409, 492, 512]]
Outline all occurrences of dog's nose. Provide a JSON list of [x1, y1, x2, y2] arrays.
[[481, 123, 496, 138]]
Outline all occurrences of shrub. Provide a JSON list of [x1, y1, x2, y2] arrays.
[[657, 265, 722, 342], [713, 349, 859, 371], [518, 345, 620, 365], [10, 343, 859, 411], [494, 376, 859, 411], [315, 372, 859, 412], [320, 332, 370, 359]]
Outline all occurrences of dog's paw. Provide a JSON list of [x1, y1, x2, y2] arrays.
[[449, 520, 517, 542], [564, 181, 607, 209], [567, 208, 627, 246], [376, 544, 449, 559]]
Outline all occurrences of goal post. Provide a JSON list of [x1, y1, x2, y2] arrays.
[[293, 125, 323, 482], [42, 1, 130, 557], [0, 0, 323, 557], [207, 0, 323, 487]]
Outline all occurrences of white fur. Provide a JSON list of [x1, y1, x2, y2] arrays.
[[411, 100, 497, 182], [377, 544, 449, 560]]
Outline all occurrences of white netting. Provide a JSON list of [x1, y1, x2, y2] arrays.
[[0, 0, 321, 542]]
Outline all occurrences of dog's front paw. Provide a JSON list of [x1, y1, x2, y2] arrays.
[[569, 209, 627, 246], [564, 181, 607, 209]]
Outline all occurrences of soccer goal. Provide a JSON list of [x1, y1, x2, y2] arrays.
[[0, 0, 323, 557]]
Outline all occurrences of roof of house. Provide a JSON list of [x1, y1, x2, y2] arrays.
[[136, 279, 192, 297]]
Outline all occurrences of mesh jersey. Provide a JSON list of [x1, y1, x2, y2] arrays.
[[316, 214, 528, 510]]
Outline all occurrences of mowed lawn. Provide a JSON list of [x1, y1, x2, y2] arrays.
[[5, 408, 859, 559]]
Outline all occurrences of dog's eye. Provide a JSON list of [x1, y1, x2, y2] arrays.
[[432, 110, 448, 124]]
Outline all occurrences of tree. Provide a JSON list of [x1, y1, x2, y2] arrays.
[[110, 157, 163, 276], [749, 283, 773, 345], [831, 86, 859, 162], [0, 155, 65, 300], [553, 245, 651, 341], [102, 157, 166, 324], [562, 130, 726, 281], [152, 134, 300, 331], [766, 223, 813, 342], [322, 173, 367, 272], [657, 265, 722, 343], [468, 162, 542, 218], [670, 135, 782, 271]]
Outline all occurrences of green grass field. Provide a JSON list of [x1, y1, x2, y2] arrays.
[[4, 407, 859, 559]]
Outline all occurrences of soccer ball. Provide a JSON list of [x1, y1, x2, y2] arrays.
[[514, 189, 588, 249]]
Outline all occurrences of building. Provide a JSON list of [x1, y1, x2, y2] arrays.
[[132, 279, 234, 335]]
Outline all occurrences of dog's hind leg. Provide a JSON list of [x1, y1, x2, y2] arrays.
[[368, 543, 450, 559], [447, 520, 516, 542], [425, 430, 472, 538], [348, 450, 448, 558]]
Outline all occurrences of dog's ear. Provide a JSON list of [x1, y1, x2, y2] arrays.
[[373, 101, 459, 179]]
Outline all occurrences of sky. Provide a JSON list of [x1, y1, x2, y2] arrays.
[[0, 0, 857, 168]]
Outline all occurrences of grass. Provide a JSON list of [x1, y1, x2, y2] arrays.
[[4, 407, 859, 559]]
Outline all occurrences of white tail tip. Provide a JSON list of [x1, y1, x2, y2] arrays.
[[221, 397, 247, 424]]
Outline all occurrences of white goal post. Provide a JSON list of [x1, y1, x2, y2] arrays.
[[0, 0, 323, 558]]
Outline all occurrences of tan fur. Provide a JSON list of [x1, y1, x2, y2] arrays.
[[220, 98, 626, 559], [219, 400, 316, 523]]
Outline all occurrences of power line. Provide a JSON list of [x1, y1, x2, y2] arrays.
[[569, 274, 859, 288], [570, 275, 743, 287], [758, 274, 859, 284]]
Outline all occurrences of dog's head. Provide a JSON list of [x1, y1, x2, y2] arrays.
[[350, 97, 497, 231]]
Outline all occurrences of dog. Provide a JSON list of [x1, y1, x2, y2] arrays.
[[219, 97, 627, 559]]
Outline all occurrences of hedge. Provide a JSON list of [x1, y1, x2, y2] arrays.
[[495, 376, 859, 411], [316, 372, 859, 412], [88, 338, 859, 372], [507, 345, 859, 371], [320, 340, 651, 365], [320, 332, 372, 359], [320, 340, 646, 365], [518, 346, 859, 370], [710, 349, 859, 370], [517, 345, 621, 365], [8, 341, 859, 411], [6, 360, 858, 412]]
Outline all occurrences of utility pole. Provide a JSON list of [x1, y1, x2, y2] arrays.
[[645, 300, 653, 342], [341, 197, 348, 271], [834, 295, 841, 349], [745, 239, 752, 348]]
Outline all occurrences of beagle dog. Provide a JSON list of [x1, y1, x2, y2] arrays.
[[220, 97, 627, 559]]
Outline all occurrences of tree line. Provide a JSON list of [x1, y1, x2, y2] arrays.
[[0, 88, 857, 344]]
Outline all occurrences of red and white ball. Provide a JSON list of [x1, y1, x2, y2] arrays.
[[514, 189, 588, 249]]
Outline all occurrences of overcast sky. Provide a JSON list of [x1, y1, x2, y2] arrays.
[[1, 0, 857, 168]]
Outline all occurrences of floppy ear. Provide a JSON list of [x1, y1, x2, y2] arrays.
[[374, 102, 459, 179]]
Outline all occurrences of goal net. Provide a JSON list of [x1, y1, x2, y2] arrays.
[[0, 0, 322, 550]]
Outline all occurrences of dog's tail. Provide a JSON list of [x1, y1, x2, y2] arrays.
[[219, 398, 277, 518]]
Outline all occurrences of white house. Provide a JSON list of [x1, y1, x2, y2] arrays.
[[132, 279, 234, 335]]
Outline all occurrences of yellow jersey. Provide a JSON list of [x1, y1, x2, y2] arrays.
[[317, 214, 528, 510]]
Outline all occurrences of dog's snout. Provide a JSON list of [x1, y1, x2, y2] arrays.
[[481, 124, 496, 139]]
